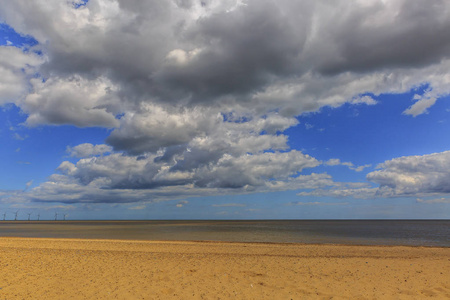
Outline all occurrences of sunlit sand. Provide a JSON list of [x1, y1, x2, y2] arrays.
[[0, 238, 448, 299]]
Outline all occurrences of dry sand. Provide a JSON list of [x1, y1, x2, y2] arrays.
[[0, 238, 448, 299]]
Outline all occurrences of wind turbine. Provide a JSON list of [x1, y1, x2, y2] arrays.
[[37, 214, 40, 221], [14, 211, 19, 221], [2, 212, 6, 221], [54, 212, 58, 221], [63, 214, 67, 221], [27, 213, 32, 221]]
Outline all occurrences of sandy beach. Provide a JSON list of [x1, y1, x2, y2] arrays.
[[0, 238, 448, 299]]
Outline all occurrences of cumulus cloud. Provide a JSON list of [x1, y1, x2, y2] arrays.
[[367, 151, 450, 196], [22, 76, 120, 127], [0, 46, 41, 105], [56, 149, 318, 190], [68, 143, 113, 158], [311, 151, 450, 199], [6, 147, 327, 204], [1, 0, 450, 121]]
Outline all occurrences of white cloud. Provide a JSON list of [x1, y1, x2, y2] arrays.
[[68, 143, 113, 158], [128, 205, 146, 210], [403, 94, 437, 117], [0, 47, 41, 105], [297, 187, 377, 199], [416, 198, 450, 204], [350, 95, 378, 106], [367, 150, 450, 196], [212, 203, 246, 207], [325, 158, 371, 172], [299, 151, 450, 199], [176, 200, 188, 207], [25, 180, 33, 190], [288, 201, 349, 206]]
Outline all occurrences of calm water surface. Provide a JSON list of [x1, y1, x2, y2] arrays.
[[0, 220, 448, 247]]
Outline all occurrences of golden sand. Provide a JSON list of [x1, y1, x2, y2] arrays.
[[0, 238, 448, 299]]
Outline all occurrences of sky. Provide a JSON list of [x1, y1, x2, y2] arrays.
[[0, 0, 449, 220]]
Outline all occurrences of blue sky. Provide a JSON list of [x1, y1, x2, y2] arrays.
[[0, 0, 449, 220]]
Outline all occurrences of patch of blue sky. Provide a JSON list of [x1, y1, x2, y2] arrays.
[[221, 111, 252, 123], [73, 0, 89, 9], [286, 90, 450, 169], [0, 105, 111, 190], [0, 23, 38, 48]]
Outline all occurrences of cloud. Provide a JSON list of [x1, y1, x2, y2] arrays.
[[325, 159, 371, 172], [68, 143, 113, 158], [2, 0, 450, 204], [1, 0, 450, 122], [297, 186, 377, 199], [24, 180, 33, 190], [128, 205, 146, 210], [7, 149, 326, 204], [367, 150, 450, 196], [107, 106, 296, 155], [13, 133, 28, 140], [403, 89, 437, 117], [176, 200, 188, 207], [0, 46, 41, 105], [350, 95, 378, 106], [288, 201, 349, 206], [212, 203, 246, 207], [309, 151, 450, 199], [416, 198, 450, 204], [23, 76, 120, 127], [56, 149, 318, 190]]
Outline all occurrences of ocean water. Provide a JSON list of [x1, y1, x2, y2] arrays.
[[0, 220, 448, 247]]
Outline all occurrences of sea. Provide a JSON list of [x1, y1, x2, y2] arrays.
[[0, 220, 448, 247]]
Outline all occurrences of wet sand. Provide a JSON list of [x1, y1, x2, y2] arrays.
[[0, 237, 448, 299]]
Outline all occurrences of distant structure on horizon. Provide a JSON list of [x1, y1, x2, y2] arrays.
[[54, 212, 58, 221], [37, 213, 40, 221], [2, 213, 5, 221], [63, 214, 67, 221], [27, 213, 32, 221], [14, 211, 19, 221]]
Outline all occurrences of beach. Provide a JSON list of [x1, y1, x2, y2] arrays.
[[0, 238, 448, 299]]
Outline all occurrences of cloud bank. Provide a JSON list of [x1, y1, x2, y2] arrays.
[[1, 0, 450, 204]]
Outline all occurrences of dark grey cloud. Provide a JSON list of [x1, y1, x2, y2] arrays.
[[315, 0, 450, 75], [156, 0, 309, 102], [2, 0, 450, 127]]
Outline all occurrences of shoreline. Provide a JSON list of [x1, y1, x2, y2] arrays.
[[0, 236, 449, 248], [0, 237, 448, 299]]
